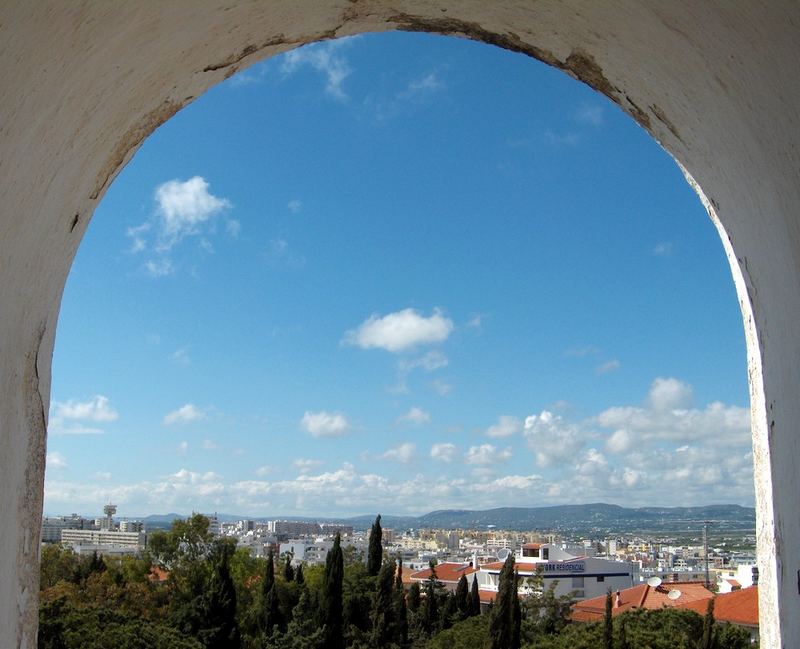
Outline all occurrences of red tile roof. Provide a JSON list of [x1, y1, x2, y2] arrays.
[[572, 581, 713, 621], [522, 543, 542, 550], [148, 566, 169, 582], [677, 586, 758, 627], [479, 589, 497, 604], [409, 562, 478, 583]]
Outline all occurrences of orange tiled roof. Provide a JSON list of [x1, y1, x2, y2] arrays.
[[148, 566, 169, 582], [409, 562, 477, 583], [478, 589, 497, 604], [572, 581, 713, 621], [522, 543, 542, 550], [677, 586, 758, 626]]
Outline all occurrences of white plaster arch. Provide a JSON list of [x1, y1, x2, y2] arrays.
[[1, 2, 797, 646]]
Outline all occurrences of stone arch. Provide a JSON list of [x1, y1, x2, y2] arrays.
[[2, 3, 797, 647]]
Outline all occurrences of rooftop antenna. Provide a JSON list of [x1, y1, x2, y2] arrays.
[[646, 576, 662, 588], [667, 589, 682, 600]]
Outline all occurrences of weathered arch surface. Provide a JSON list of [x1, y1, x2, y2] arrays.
[[1, 1, 798, 645]]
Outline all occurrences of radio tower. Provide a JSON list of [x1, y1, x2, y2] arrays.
[[103, 502, 117, 531]]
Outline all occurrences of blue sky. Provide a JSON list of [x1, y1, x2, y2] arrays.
[[44, 33, 752, 518]]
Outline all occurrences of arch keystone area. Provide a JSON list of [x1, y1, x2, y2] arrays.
[[1, 3, 798, 647]]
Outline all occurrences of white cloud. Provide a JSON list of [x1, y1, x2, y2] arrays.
[[380, 442, 416, 464], [430, 379, 452, 396], [293, 458, 323, 474], [163, 404, 205, 425], [398, 350, 449, 373], [94, 471, 112, 481], [52, 395, 119, 422], [226, 219, 241, 238], [397, 407, 431, 426], [647, 377, 693, 410], [46, 452, 67, 469], [523, 410, 586, 467], [301, 410, 350, 438], [654, 242, 673, 256], [485, 415, 522, 438], [605, 429, 633, 454], [465, 444, 512, 465], [144, 258, 174, 277], [575, 103, 604, 126], [430, 443, 457, 463], [287, 199, 302, 214], [344, 308, 454, 352], [201, 439, 217, 451], [399, 72, 441, 100], [255, 465, 275, 476], [154, 177, 231, 251], [596, 359, 621, 374], [171, 347, 190, 365], [545, 130, 580, 147], [564, 345, 601, 358], [282, 39, 354, 100], [177, 441, 189, 455]]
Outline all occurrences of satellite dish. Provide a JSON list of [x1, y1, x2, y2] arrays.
[[497, 548, 511, 561], [667, 589, 682, 600], [647, 576, 662, 588]]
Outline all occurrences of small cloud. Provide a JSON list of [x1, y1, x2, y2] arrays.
[[301, 410, 350, 438], [466, 314, 483, 330], [256, 464, 277, 476], [144, 258, 174, 278], [545, 130, 580, 147], [171, 348, 191, 365], [430, 379, 452, 396], [398, 350, 448, 373], [126, 223, 150, 253], [653, 242, 673, 256], [430, 443, 457, 463], [52, 395, 119, 422], [265, 239, 305, 267], [293, 458, 324, 473], [201, 439, 218, 451], [397, 407, 431, 426], [596, 359, 621, 375], [380, 442, 416, 464], [46, 452, 67, 469], [154, 176, 231, 251], [485, 415, 522, 438], [226, 219, 241, 238], [287, 199, 302, 214], [281, 39, 355, 101], [177, 441, 189, 455], [647, 377, 693, 411], [399, 72, 441, 100], [94, 471, 112, 480], [465, 444, 512, 465], [163, 404, 205, 425], [575, 103, 604, 126], [344, 308, 454, 353], [605, 429, 633, 454]]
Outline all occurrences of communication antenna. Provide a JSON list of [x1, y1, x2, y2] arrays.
[[497, 548, 511, 561], [646, 576, 662, 588], [667, 589, 682, 600]]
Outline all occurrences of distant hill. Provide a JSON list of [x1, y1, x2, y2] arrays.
[[136, 503, 755, 534]]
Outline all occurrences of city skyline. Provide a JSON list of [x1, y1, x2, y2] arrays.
[[46, 32, 752, 517]]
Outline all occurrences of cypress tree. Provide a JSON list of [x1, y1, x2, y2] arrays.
[[394, 556, 408, 646], [701, 598, 716, 649], [371, 560, 396, 647], [320, 533, 344, 649], [423, 563, 439, 635], [199, 541, 241, 649], [262, 549, 275, 600], [283, 553, 295, 582], [455, 574, 469, 619], [408, 582, 421, 613], [263, 581, 284, 634], [488, 554, 520, 649], [604, 590, 613, 649], [469, 577, 481, 617], [295, 563, 305, 587], [367, 514, 383, 577], [618, 616, 630, 649]]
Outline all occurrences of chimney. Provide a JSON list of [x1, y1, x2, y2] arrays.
[[615, 590, 621, 608]]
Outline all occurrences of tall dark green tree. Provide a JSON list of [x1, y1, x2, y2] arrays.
[[488, 554, 520, 649], [408, 582, 421, 614], [320, 533, 344, 649], [469, 578, 481, 617], [700, 598, 716, 649], [263, 549, 276, 600], [423, 563, 440, 635], [604, 590, 613, 649], [394, 556, 408, 646], [367, 515, 383, 577], [371, 560, 396, 647], [295, 563, 305, 587], [284, 554, 295, 582], [455, 574, 469, 619], [198, 541, 241, 649]]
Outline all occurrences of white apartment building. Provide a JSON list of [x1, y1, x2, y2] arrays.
[[476, 542, 637, 602], [280, 539, 334, 565], [61, 529, 147, 555]]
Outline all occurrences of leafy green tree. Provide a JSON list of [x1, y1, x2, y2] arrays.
[[426, 613, 489, 649], [320, 533, 344, 649], [454, 575, 469, 620], [488, 555, 520, 649], [367, 515, 383, 577]]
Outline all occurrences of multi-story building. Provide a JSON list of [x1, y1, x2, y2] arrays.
[[61, 529, 147, 555], [41, 514, 97, 543]]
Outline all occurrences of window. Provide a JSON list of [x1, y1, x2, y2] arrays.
[[597, 576, 605, 583], [572, 576, 584, 588], [522, 547, 540, 558], [542, 548, 549, 560]]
